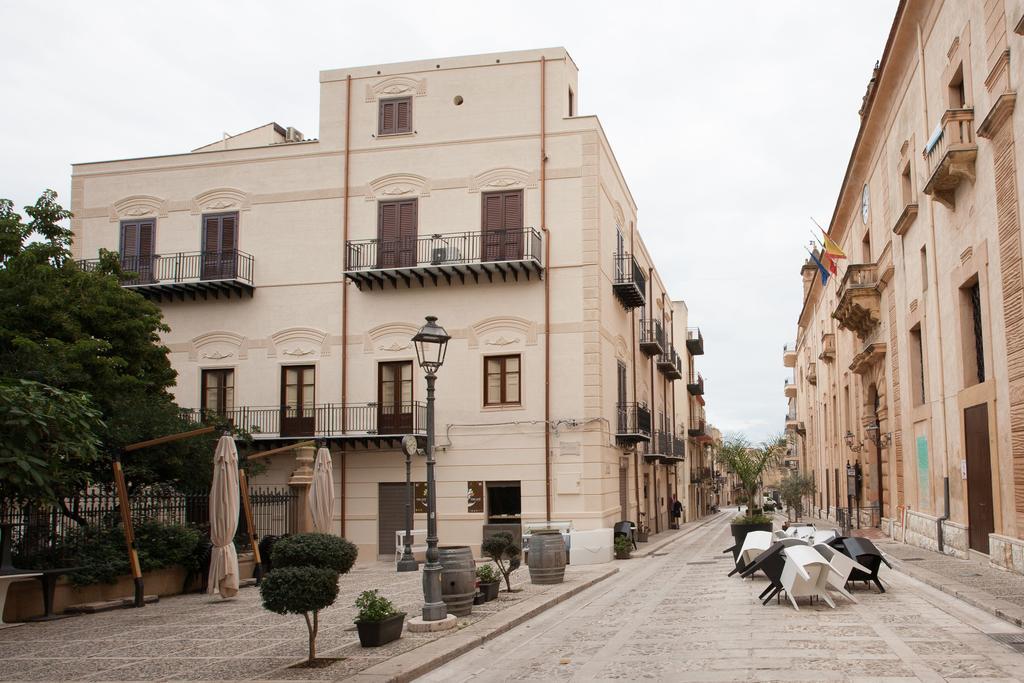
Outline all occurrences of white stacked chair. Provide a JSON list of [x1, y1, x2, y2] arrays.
[[812, 529, 839, 545], [738, 530, 774, 568], [813, 543, 870, 603], [780, 545, 836, 611]]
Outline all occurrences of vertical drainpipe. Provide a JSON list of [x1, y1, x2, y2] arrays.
[[631, 224, 640, 526], [340, 74, 352, 538], [649, 266, 657, 534], [540, 55, 551, 524], [671, 307, 677, 507], [916, 23, 951, 550]]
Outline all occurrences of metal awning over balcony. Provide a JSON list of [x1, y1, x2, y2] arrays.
[[344, 228, 543, 290], [657, 348, 683, 380], [687, 372, 705, 396], [686, 327, 704, 355], [615, 402, 651, 445], [612, 252, 646, 309], [922, 108, 977, 209], [833, 263, 881, 340], [184, 402, 427, 450], [77, 251, 254, 302], [639, 318, 665, 357]]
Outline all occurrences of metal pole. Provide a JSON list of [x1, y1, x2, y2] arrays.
[[397, 449, 418, 571], [421, 372, 446, 621]]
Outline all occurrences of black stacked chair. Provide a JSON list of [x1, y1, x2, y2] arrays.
[[614, 521, 637, 550], [830, 536, 891, 593], [739, 541, 788, 604]]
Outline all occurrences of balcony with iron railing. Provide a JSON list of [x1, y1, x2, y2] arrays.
[[688, 406, 706, 437], [644, 431, 683, 465], [343, 228, 543, 290], [922, 107, 977, 209], [183, 402, 427, 445], [833, 263, 881, 340], [783, 343, 797, 368], [687, 372, 705, 396], [784, 409, 801, 433], [686, 327, 704, 355], [612, 251, 646, 309], [656, 347, 684, 380], [639, 318, 665, 357], [77, 250, 254, 302], [615, 402, 652, 445]]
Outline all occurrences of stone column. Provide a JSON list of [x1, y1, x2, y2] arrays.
[[289, 445, 316, 534]]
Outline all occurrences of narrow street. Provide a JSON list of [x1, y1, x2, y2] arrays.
[[418, 514, 1024, 682]]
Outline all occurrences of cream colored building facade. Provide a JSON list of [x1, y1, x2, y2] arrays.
[[71, 48, 712, 561], [785, 0, 1024, 573]]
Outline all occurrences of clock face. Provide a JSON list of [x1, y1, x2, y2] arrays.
[[861, 184, 870, 224]]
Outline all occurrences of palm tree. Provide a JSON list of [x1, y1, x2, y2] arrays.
[[715, 433, 786, 521]]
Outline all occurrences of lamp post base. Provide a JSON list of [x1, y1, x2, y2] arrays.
[[422, 600, 448, 622], [407, 614, 457, 633], [396, 554, 419, 572]]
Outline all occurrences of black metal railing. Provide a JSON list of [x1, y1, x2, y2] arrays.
[[657, 348, 684, 378], [673, 436, 685, 458], [184, 402, 428, 438], [344, 228, 543, 271], [77, 250, 254, 286], [613, 251, 646, 291], [639, 318, 665, 350], [689, 407, 706, 436], [1, 485, 297, 564], [688, 372, 705, 394], [686, 327, 704, 355], [616, 402, 651, 436]]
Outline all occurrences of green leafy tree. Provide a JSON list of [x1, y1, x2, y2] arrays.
[[0, 379, 104, 506], [779, 472, 817, 522], [272, 533, 358, 574], [715, 433, 786, 523], [0, 191, 242, 502], [260, 566, 340, 663]]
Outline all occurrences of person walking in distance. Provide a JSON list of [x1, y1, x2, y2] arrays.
[[671, 495, 683, 529]]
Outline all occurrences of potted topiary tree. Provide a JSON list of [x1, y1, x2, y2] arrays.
[[475, 563, 500, 602], [354, 589, 405, 647], [716, 433, 786, 549], [259, 533, 359, 665], [260, 566, 339, 664], [614, 535, 632, 560], [480, 531, 520, 592]]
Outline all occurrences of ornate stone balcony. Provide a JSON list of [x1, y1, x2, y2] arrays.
[[806, 361, 817, 385], [833, 263, 881, 340], [922, 108, 977, 209], [819, 333, 836, 363], [783, 343, 797, 368], [784, 378, 796, 398]]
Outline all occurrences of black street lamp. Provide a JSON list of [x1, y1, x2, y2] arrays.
[[397, 434, 419, 572], [411, 316, 450, 622]]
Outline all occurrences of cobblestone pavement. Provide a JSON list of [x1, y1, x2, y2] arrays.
[[419, 513, 1024, 682], [0, 556, 609, 681]]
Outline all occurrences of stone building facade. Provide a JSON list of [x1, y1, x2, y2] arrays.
[[71, 48, 712, 561], [785, 0, 1024, 573]]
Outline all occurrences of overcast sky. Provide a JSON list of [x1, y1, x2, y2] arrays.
[[1, 1, 898, 441]]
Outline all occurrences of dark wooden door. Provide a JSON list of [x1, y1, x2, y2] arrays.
[[378, 483, 408, 559], [202, 213, 238, 280], [616, 361, 627, 432], [281, 365, 315, 437], [481, 190, 523, 261], [120, 220, 155, 283], [377, 200, 417, 268], [965, 403, 994, 553], [378, 361, 413, 434]]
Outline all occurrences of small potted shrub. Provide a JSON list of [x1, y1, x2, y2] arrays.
[[476, 563, 500, 602], [354, 590, 405, 647], [480, 531, 521, 592], [260, 566, 340, 663], [614, 535, 632, 560]]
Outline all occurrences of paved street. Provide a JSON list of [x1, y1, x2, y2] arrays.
[[419, 513, 1024, 682]]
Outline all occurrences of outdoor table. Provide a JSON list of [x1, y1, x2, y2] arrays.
[[27, 567, 81, 621]]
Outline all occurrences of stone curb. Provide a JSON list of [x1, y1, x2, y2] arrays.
[[347, 566, 619, 682], [346, 513, 723, 682], [885, 554, 1024, 628]]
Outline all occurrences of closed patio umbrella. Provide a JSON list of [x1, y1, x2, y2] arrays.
[[308, 446, 334, 533], [208, 435, 240, 598]]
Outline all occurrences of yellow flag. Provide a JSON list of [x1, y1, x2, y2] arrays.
[[822, 231, 847, 259]]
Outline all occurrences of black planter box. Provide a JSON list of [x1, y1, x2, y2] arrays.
[[480, 581, 500, 601], [355, 612, 405, 647]]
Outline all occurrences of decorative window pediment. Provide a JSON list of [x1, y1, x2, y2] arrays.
[[269, 327, 329, 358], [365, 76, 427, 102], [363, 322, 420, 354], [190, 187, 252, 215], [109, 195, 167, 222], [467, 316, 538, 349], [468, 167, 537, 194], [189, 331, 248, 361], [365, 173, 430, 202]]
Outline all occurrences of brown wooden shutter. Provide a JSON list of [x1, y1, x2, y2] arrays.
[[378, 202, 399, 268], [380, 101, 395, 135], [138, 221, 155, 257], [503, 192, 523, 229], [121, 222, 139, 257], [397, 200, 417, 267], [396, 99, 411, 132], [204, 216, 220, 252]]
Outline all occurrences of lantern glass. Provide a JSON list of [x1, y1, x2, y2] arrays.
[[412, 316, 450, 374]]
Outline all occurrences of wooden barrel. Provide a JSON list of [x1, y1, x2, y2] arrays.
[[439, 546, 475, 616], [528, 530, 566, 584]]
